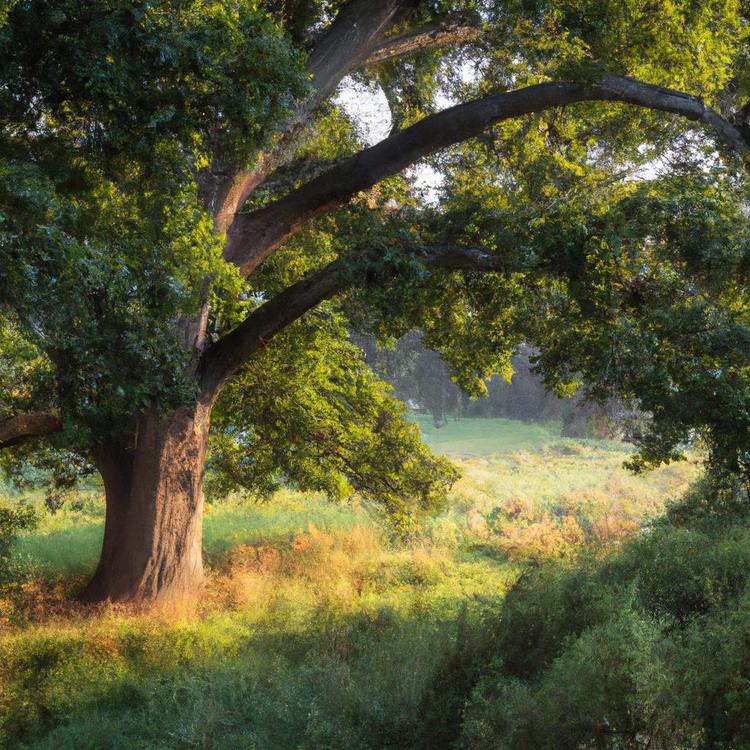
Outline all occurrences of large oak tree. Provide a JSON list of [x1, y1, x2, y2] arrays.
[[1, 0, 750, 603]]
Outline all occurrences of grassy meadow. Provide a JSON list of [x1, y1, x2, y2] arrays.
[[0, 418, 699, 749]]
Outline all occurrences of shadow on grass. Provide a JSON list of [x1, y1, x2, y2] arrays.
[[3, 590, 504, 750]]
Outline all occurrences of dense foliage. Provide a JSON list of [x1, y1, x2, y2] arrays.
[[0, 0, 303, 430], [0, 0, 748, 516], [460, 476, 750, 749], [0, 1, 461, 520], [209, 313, 458, 532], [351, 147, 750, 478]]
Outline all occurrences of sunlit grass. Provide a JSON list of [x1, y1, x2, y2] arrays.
[[413, 414, 562, 456], [0, 418, 702, 748], [1, 520, 517, 748]]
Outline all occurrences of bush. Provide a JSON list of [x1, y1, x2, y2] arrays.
[[626, 526, 750, 625], [0, 501, 35, 580], [460, 477, 750, 750], [493, 564, 618, 680], [461, 614, 662, 750]]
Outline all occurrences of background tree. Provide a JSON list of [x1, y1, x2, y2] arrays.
[[1, 0, 749, 604], [357, 333, 622, 434]]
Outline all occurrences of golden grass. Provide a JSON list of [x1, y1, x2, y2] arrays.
[[1, 442, 700, 634]]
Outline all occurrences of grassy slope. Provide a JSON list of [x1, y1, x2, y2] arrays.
[[0, 419, 699, 749]]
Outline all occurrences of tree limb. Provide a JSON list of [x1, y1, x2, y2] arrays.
[[0, 410, 62, 450], [199, 263, 345, 394], [363, 23, 482, 65], [224, 74, 750, 277], [207, 0, 411, 232], [199, 244, 510, 391], [602, 75, 750, 154]]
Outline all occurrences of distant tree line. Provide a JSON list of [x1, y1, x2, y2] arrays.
[[354, 332, 622, 438]]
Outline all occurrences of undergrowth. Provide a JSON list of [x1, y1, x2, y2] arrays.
[[0, 428, 699, 749]]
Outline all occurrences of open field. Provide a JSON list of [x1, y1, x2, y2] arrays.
[[412, 415, 562, 457], [0, 419, 699, 749]]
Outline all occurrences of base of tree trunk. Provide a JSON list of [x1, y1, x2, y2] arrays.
[[80, 404, 210, 605]]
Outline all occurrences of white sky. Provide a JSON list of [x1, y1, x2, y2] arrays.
[[335, 77, 444, 203]]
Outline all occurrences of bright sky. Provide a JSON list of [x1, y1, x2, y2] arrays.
[[334, 77, 444, 203]]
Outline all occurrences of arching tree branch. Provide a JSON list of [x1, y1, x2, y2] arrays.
[[598, 75, 749, 153], [363, 23, 482, 65], [224, 74, 750, 277], [199, 263, 345, 394], [0, 410, 62, 450], [199, 244, 509, 392]]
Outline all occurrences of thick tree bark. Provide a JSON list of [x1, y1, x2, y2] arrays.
[[80, 402, 211, 605], [79, 2, 418, 605]]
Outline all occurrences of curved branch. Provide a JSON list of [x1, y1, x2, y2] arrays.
[[597, 75, 749, 153], [199, 263, 344, 394], [363, 23, 482, 65], [224, 74, 749, 277], [0, 410, 62, 450], [199, 244, 510, 392]]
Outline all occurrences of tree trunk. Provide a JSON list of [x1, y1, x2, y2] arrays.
[[80, 401, 211, 605]]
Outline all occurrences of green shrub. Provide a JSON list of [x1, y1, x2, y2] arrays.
[[460, 477, 750, 750], [0, 501, 35, 581], [626, 526, 750, 625], [662, 474, 750, 532], [493, 564, 619, 679], [462, 614, 662, 750], [666, 591, 750, 749]]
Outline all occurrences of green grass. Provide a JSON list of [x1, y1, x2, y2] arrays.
[[12, 493, 366, 582], [0, 418, 701, 749], [203, 493, 364, 554], [413, 415, 563, 456]]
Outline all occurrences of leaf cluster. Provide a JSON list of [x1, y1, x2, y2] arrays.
[[208, 310, 459, 533]]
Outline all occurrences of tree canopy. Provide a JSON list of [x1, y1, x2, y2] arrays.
[[1, 0, 750, 601]]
